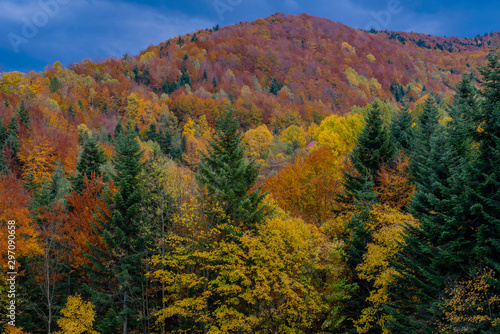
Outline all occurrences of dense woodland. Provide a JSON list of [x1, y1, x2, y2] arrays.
[[0, 13, 499, 333]]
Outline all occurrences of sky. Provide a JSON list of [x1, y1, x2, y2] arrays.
[[0, 0, 499, 73]]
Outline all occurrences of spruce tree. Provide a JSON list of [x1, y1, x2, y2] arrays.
[[385, 82, 490, 333], [341, 100, 397, 205], [17, 101, 30, 129], [178, 65, 191, 87], [458, 51, 500, 330], [197, 106, 269, 232], [70, 137, 107, 193], [390, 107, 414, 152], [0, 121, 8, 173], [86, 123, 146, 334]]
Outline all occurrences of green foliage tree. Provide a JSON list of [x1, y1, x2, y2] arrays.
[[49, 76, 61, 93], [86, 123, 146, 334], [342, 100, 397, 205], [390, 107, 414, 152], [178, 65, 191, 87], [386, 66, 500, 332], [197, 105, 269, 232], [70, 138, 107, 193], [17, 101, 30, 129]]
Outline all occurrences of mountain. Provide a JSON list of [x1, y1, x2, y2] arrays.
[[1, 12, 496, 179], [2, 13, 500, 334]]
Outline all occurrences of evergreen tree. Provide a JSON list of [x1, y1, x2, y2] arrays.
[[70, 137, 107, 193], [86, 123, 146, 333], [408, 96, 441, 181], [49, 76, 61, 93], [145, 123, 158, 142], [17, 101, 30, 129], [269, 77, 282, 95], [212, 75, 217, 89], [114, 121, 123, 140], [158, 129, 172, 156], [0, 121, 7, 173], [162, 77, 178, 94], [341, 101, 397, 205], [385, 82, 492, 332], [178, 65, 191, 87], [457, 50, 500, 330], [341, 178, 378, 333], [390, 107, 414, 152], [202, 68, 208, 80], [197, 106, 269, 232], [68, 104, 75, 119]]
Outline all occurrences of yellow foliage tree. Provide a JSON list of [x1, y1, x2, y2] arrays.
[[182, 117, 196, 137], [182, 134, 208, 169], [280, 125, 306, 148], [440, 268, 500, 332], [18, 136, 57, 189], [354, 205, 418, 333], [150, 198, 347, 333], [125, 92, 140, 123], [243, 124, 274, 159], [0, 71, 24, 95], [54, 295, 99, 334], [342, 42, 356, 57], [314, 113, 365, 158], [140, 51, 155, 63]]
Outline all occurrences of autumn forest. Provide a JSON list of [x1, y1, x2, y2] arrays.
[[0, 12, 499, 333]]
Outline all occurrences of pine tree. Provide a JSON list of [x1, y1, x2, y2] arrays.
[[341, 178, 378, 332], [0, 121, 8, 173], [269, 77, 281, 95], [178, 65, 191, 87], [68, 104, 75, 119], [158, 129, 172, 156], [145, 123, 158, 142], [342, 101, 397, 205], [390, 107, 414, 152], [385, 83, 486, 333], [86, 123, 146, 334], [49, 76, 61, 93], [408, 96, 441, 181], [197, 106, 269, 232], [457, 50, 500, 330], [70, 137, 107, 193], [17, 101, 30, 129]]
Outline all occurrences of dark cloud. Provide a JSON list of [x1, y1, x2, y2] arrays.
[[0, 0, 498, 72]]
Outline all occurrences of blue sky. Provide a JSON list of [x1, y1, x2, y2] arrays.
[[1, 0, 499, 73]]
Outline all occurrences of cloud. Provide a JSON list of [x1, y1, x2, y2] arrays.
[[0, 1, 43, 22], [0, 0, 215, 69], [284, 0, 299, 11]]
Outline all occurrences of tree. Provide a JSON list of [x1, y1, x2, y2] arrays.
[[197, 106, 269, 232], [86, 123, 146, 334], [17, 101, 30, 129], [242, 124, 273, 160], [385, 86, 482, 332], [280, 125, 306, 148], [49, 77, 61, 93], [341, 101, 397, 206], [269, 77, 282, 95], [390, 107, 414, 152], [178, 65, 191, 87], [70, 137, 106, 193], [54, 295, 99, 334]]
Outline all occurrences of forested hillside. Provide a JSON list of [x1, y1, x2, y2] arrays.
[[0, 12, 499, 333]]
